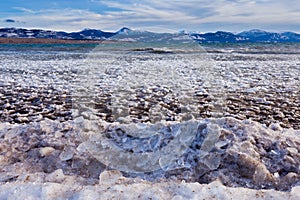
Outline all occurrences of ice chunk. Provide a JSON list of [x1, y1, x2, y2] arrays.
[[99, 170, 124, 186], [59, 146, 75, 161], [200, 123, 220, 153], [45, 169, 65, 183], [39, 147, 55, 157]]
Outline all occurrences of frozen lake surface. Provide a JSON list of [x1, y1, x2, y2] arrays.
[[0, 42, 299, 199]]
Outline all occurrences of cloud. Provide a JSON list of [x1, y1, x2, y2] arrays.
[[0, 0, 299, 32], [4, 19, 15, 23], [97, 0, 300, 32], [12, 7, 35, 14], [0, 9, 108, 32]]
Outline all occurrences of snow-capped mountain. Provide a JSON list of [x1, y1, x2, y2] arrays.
[[190, 31, 247, 43], [191, 29, 300, 43], [68, 29, 116, 40], [236, 29, 300, 42], [111, 28, 176, 43], [0, 27, 299, 43], [0, 28, 71, 39], [0, 28, 117, 40], [116, 27, 132, 34]]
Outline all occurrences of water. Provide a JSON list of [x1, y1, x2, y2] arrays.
[[202, 42, 300, 54], [0, 43, 97, 54]]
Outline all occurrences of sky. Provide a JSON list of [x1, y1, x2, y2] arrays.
[[0, 0, 299, 33]]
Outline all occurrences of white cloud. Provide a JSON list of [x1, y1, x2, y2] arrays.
[[0, 8, 115, 32], [0, 1, 299, 32], [12, 7, 36, 14], [98, 0, 300, 32]]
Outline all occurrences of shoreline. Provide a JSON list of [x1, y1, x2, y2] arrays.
[[0, 37, 108, 44]]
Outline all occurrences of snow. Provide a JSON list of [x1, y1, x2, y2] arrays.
[[0, 175, 299, 200]]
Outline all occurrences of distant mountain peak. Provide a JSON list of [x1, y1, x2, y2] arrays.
[[244, 29, 268, 33], [238, 29, 271, 37], [117, 27, 132, 34]]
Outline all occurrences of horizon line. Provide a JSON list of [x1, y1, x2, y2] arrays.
[[1, 26, 300, 35]]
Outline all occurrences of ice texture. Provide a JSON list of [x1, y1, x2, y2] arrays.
[[0, 179, 299, 200], [1, 44, 299, 128], [0, 43, 299, 199], [0, 117, 299, 192]]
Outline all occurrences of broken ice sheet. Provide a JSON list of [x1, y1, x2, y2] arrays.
[[78, 120, 199, 173]]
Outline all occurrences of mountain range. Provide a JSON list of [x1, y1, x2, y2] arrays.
[[190, 29, 300, 43], [0, 27, 300, 43]]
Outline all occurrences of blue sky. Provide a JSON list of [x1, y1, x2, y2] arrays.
[[0, 0, 299, 33]]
